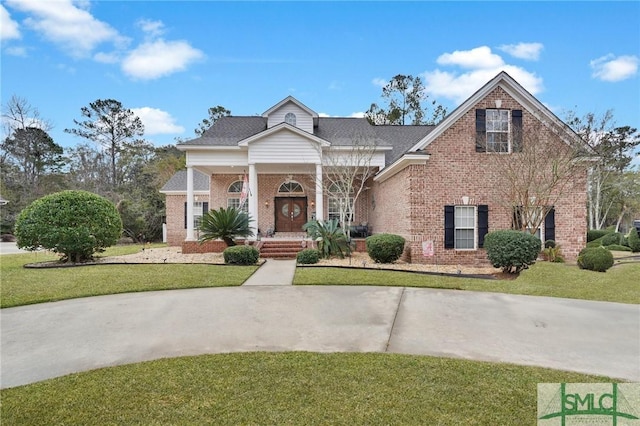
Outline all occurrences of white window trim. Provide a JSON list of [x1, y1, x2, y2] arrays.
[[486, 109, 511, 154], [454, 205, 477, 250]]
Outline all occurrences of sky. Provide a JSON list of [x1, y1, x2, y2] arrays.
[[1, 1, 639, 161]]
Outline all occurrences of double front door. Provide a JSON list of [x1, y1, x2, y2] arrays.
[[274, 197, 307, 232]]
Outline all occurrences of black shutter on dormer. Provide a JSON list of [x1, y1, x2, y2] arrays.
[[512, 109, 523, 152], [444, 205, 455, 249], [476, 109, 486, 152], [477, 205, 489, 248], [544, 207, 555, 243]]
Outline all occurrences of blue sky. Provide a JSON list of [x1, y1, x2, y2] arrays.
[[1, 1, 639, 158]]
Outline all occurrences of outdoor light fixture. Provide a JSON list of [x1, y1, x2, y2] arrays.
[[310, 200, 315, 208], [265, 200, 269, 207]]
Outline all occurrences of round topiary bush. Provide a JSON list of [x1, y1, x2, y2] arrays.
[[627, 228, 640, 253], [483, 230, 541, 274], [366, 233, 405, 264], [223, 245, 259, 265], [297, 248, 320, 265], [587, 229, 610, 242], [601, 232, 624, 247], [577, 247, 614, 272], [15, 190, 122, 263]]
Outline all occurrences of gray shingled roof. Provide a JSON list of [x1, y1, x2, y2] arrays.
[[178, 116, 434, 166], [160, 169, 209, 193]]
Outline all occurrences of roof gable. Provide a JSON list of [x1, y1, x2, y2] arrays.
[[408, 71, 583, 152], [238, 122, 330, 147], [262, 96, 318, 119]]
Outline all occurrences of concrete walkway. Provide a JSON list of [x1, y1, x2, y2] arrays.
[[243, 259, 296, 286], [1, 286, 638, 388]]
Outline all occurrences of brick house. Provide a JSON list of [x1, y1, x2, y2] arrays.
[[163, 72, 589, 264]]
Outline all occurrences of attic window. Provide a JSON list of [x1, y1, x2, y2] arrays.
[[285, 113, 296, 126]]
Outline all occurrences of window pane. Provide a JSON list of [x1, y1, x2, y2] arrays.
[[455, 229, 474, 249], [228, 181, 243, 193]]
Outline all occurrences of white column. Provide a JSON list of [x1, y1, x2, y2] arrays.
[[186, 166, 195, 241], [315, 163, 324, 221], [248, 163, 258, 239]]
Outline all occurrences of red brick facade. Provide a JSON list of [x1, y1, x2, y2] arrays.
[[370, 87, 587, 265], [166, 76, 589, 263]]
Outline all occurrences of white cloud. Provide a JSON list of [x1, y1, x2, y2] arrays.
[[93, 51, 120, 64], [436, 46, 504, 69], [590, 54, 639, 82], [498, 42, 544, 61], [122, 39, 204, 80], [372, 77, 387, 88], [5, 0, 127, 57], [131, 107, 184, 134], [137, 19, 165, 39], [1, 4, 20, 41], [5, 46, 26, 56], [422, 46, 543, 104]]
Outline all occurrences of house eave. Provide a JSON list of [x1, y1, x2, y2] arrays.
[[177, 145, 243, 151], [374, 154, 430, 183]]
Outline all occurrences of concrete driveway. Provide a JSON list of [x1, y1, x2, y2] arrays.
[[1, 286, 638, 388]]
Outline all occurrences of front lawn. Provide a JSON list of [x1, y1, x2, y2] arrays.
[[0, 247, 257, 308], [294, 261, 640, 304], [0, 352, 614, 425]]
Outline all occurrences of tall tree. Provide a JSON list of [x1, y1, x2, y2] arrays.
[[366, 75, 447, 126], [566, 111, 640, 229], [65, 99, 144, 187], [1, 95, 53, 138], [194, 105, 231, 136], [487, 116, 592, 237], [1, 127, 65, 188]]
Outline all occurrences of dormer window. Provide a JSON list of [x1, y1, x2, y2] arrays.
[[285, 113, 296, 126]]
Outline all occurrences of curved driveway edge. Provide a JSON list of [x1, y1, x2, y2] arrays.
[[1, 286, 639, 388]]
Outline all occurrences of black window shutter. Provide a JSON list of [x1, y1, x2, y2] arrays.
[[444, 205, 455, 249], [512, 109, 523, 152], [477, 205, 489, 248], [512, 206, 523, 230], [184, 201, 188, 229], [545, 207, 555, 242], [476, 109, 486, 152]]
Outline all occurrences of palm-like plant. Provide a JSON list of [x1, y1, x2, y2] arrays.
[[302, 219, 350, 259], [198, 207, 254, 247]]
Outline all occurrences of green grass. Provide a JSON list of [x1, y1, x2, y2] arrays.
[[294, 261, 640, 304], [0, 352, 615, 425], [0, 246, 257, 308]]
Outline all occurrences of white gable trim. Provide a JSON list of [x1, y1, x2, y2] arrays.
[[238, 122, 330, 147], [374, 153, 430, 183], [262, 96, 318, 119], [407, 71, 583, 153]]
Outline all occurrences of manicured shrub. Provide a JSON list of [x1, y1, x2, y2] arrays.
[[627, 228, 640, 253], [577, 247, 614, 272], [587, 229, 610, 242], [366, 233, 406, 264], [223, 245, 259, 265], [586, 237, 604, 248], [601, 232, 624, 247], [483, 230, 541, 274], [297, 248, 320, 265], [15, 190, 122, 263], [544, 240, 556, 249], [604, 244, 632, 252]]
